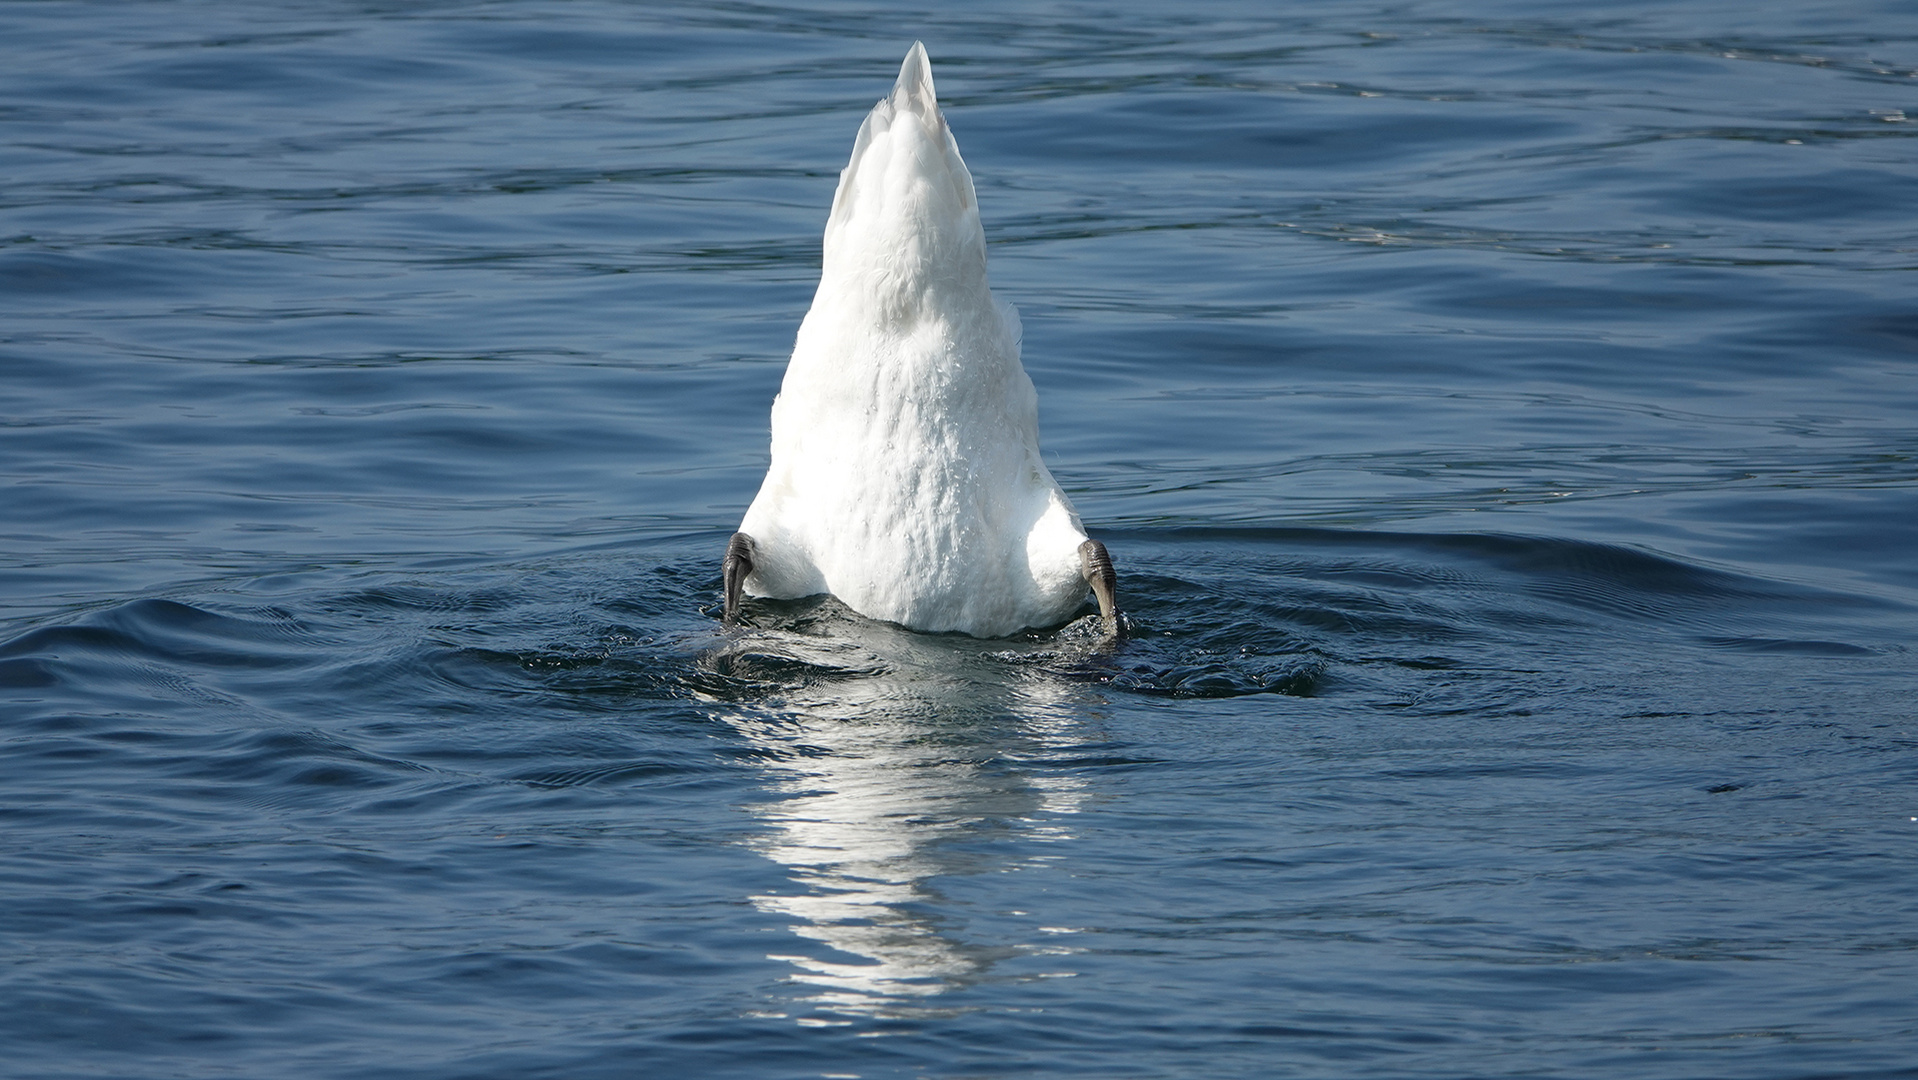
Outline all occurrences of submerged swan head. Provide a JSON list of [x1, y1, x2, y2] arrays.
[[723, 43, 1117, 639]]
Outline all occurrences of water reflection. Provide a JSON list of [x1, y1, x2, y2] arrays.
[[697, 601, 1111, 1018]]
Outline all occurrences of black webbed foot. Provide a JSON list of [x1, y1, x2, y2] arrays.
[[722, 532, 757, 624], [1079, 538, 1120, 634]]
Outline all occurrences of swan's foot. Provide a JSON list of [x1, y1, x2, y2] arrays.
[[1079, 538, 1119, 631], [722, 532, 757, 624]]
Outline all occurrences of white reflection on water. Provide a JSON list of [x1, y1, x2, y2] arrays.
[[700, 605, 1111, 1017]]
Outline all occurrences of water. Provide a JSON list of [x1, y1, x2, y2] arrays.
[[3, 2, 1916, 1076]]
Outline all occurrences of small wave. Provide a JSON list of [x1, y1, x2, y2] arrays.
[[1697, 635, 1876, 656], [0, 598, 328, 714], [1104, 524, 1900, 640]]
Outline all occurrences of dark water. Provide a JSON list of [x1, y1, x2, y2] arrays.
[[4, 2, 1917, 1077]]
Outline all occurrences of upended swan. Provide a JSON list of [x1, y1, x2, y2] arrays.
[[721, 42, 1118, 638]]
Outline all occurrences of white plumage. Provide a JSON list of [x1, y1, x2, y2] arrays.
[[731, 42, 1108, 638]]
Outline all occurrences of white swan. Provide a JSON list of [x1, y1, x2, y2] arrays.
[[723, 42, 1116, 638]]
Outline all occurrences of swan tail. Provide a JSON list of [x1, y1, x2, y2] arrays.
[[891, 41, 937, 123], [824, 42, 980, 258]]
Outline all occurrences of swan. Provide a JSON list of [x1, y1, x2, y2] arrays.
[[722, 42, 1117, 638]]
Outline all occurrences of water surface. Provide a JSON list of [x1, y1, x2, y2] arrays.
[[3, 2, 1916, 1077]]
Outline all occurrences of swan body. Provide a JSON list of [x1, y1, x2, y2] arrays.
[[728, 42, 1113, 638]]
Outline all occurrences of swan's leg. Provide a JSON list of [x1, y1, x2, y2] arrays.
[[1079, 539, 1118, 624], [722, 532, 757, 624]]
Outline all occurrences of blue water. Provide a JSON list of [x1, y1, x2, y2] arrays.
[[4, 2, 1917, 1077]]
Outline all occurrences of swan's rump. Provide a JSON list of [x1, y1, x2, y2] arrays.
[[736, 43, 1093, 637]]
